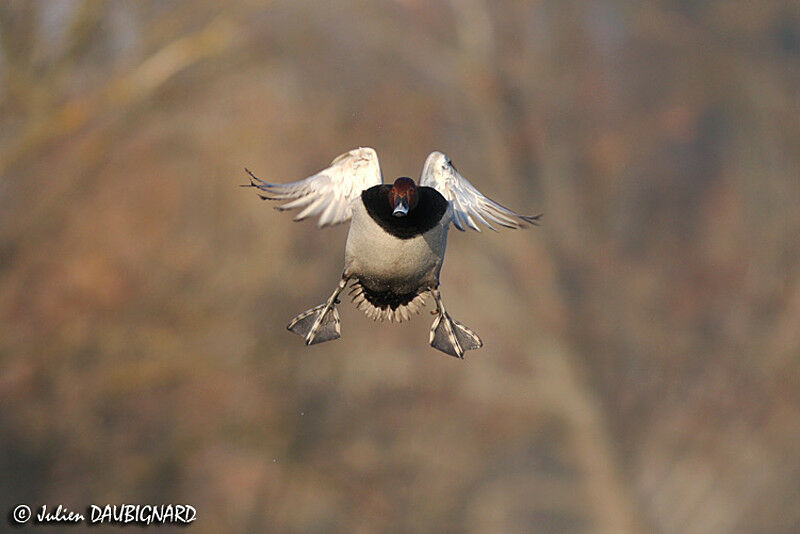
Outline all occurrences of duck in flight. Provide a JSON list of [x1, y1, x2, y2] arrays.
[[244, 148, 540, 358]]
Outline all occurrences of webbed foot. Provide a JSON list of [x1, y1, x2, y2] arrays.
[[430, 311, 482, 358], [428, 288, 483, 358], [288, 304, 341, 345], [287, 276, 348, 346]]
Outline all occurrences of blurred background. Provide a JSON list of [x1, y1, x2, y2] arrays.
[[1, 1, 798, 532]]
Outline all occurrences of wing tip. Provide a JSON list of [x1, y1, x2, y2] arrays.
[[455, 212, 542, 231], [242, 168, 283, 201], [244, 167, 266, 184], [523, 213, 543, 227]]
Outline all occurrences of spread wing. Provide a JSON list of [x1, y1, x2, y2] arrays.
[[244, 147, 383, 228], [419, 151, 541, 232]]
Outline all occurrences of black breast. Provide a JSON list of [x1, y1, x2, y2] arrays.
[[361, 185, 449, 239]]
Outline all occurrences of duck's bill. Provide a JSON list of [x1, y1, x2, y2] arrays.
[[393, 197, 409, 217]]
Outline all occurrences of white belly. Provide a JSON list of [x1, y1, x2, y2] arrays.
[[344, 200, 450, 294]]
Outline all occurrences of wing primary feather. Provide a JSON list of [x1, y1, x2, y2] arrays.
[[469, 207, 496, 231], [294, 195, 327, 221], [465, 212, 482, 232], [485, 209, 519, 228], [522, 213, 543, 225], [452, 210, 466, 231], [277, 196, 315, 211], [244, 168, 266, 186], [318, 196, 341, 227]]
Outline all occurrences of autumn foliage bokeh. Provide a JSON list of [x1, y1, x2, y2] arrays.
[[1, 2, 798, 533]]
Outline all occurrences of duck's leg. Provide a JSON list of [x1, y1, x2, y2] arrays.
[[428, 288, 483, 358], [287, 276, 348, 345]]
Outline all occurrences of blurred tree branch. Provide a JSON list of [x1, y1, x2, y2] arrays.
[[0, 6, 240, 256]]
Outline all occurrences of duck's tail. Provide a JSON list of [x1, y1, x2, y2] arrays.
[[348, 281, 427, 323]]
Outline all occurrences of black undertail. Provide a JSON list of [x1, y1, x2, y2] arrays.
[[359, 286, 418, 311], [361, 184, 449, 239]]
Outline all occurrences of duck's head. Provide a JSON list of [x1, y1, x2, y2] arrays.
[[389, 177, 419, 217]]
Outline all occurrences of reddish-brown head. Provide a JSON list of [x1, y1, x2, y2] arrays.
[[389, 177, 419, 217]]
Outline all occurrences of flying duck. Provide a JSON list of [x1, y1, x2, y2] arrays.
[[244, 148, 539, 358]]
